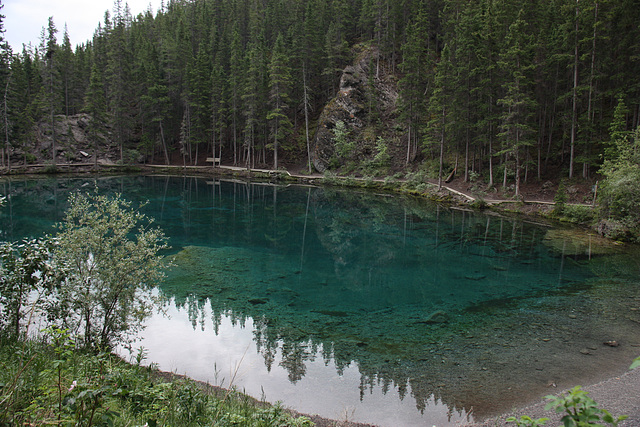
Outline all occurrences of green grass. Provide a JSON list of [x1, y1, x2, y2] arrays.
[[0, 335, 314, 426]]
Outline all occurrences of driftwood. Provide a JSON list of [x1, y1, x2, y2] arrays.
[[444, 167, 456, 183]]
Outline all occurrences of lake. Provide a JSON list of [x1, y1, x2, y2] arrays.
[[2, 175, 640, 426]]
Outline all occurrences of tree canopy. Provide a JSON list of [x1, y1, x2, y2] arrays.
[[0, 0, 638, 187]]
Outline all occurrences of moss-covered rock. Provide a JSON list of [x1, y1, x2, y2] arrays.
[[312, 44, 400, 173]]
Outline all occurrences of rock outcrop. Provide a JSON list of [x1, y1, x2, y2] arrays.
[[11, 113, 118, 166], [311, 45, 400, 172]]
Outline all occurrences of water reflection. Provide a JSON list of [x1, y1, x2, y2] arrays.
[[140, 298, 472, 426], [2, 175, 640, 426]]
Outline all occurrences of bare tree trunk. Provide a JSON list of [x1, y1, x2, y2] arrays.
[[438, 106, 445, 190], [160, 120, 169, 165], [584, 2, 599, 179], [4, 78, 11, 173], [569, 0, 579, 179], [303, 63, 312, 173]]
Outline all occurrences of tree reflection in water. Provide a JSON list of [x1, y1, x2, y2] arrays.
[[3, 175, 640, 425]]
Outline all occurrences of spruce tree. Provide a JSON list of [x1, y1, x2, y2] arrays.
[[43, 16, 60, 166], [0, 0, 11, 169], [84, 63, 106, 168], [267, 33, 292, 169], [496, 9, 536, 199]]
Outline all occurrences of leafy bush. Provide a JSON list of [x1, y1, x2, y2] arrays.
[[0, 191, 167, 350], [0, 238, 55, 338], [52, 191, 168, 350], [598, 164, 640, 226], [597, 123, 640, 241], [507, 386, 627, 427], [545, 386, 626, 426], [561, 205, 596, 224]]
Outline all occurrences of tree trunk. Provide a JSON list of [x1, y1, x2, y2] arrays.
[[4, 78, 11, 173], [160, 120, 169, 165], [438, 106, 445, 190], [303, 63, 312, 173], [569, 0, 579, 179]]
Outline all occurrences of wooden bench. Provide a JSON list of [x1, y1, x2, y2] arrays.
[[206, 157, 221, 166]]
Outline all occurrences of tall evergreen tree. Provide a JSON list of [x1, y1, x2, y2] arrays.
[[106, 0, 133, 163], [0, 0, 11, 169], [428, 44, 453, 190], [42, 16, 60, 166], [267, 33, 292, 169], [84, 62, 107, 168], [496, 9, 536, 198], [59, 26, 74, 117]]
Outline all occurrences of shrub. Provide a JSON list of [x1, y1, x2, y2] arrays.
[[598, 164, 640, 226], [0, 238, 56, 338], [553, 181, 568, 216], [561, 205, 596, 224], [52, 191, 168, 350], [545, 386, 627, 426], [507, 386, 627, 426], [333, 120, 355, 159]]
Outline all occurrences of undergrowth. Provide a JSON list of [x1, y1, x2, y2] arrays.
[[0, 332, 314, 427]]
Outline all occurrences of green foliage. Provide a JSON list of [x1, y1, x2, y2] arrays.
[[333, 120, 354, 159], [553, 181, 568, 215], [506, 415, 549, 426], [0, 335, 313, 427], [597, 125, 640, 241], [53, 191, 167, 350], [560, 205, 596, 225], [509, 385, 627, 427], [373, 136, 390, 168], [598, 164, 640, 223], [544, 386, 627, 426], [1, 190, 167, 349], [0, 238, 55, 337]]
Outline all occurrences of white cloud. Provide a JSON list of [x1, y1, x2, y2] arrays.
[[4, 0, 161, 52]]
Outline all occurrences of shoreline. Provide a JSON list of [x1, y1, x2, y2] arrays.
[[470, 365, 640, 426]]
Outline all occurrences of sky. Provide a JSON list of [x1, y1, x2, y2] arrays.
[[3, 0, 162, 52]]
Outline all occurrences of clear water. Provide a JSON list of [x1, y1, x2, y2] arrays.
[[2, 175, 640, 426]]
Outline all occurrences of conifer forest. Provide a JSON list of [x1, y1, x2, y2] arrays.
[[0, 0, 639, 195]]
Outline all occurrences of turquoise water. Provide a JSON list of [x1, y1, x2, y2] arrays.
[[2, 175, 640, 426]]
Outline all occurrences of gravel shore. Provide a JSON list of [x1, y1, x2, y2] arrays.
[[471, 367, 640, 426]]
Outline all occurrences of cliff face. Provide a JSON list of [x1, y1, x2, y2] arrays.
[[311, 45, 401, 173], [20, 114, 118, 166]]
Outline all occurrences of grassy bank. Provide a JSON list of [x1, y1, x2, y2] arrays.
[[0, 333, 314, 426]]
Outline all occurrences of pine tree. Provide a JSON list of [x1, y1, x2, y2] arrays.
[[0, 0, 11, 169], [496, 8, 536, 199], [267, 33, 292, 169], [59, 26, 74, 117], [229, 26, 243, 165], [428, 44, 453, 190], [187, 46, 212, 164], [42, 16, 60, 166], [106, 0, 133, 164], [84, 62, 106, 168], [242, 42, 261, 168]]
